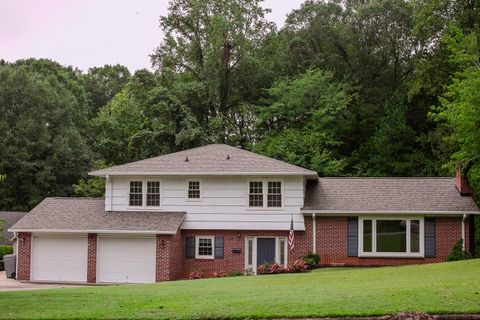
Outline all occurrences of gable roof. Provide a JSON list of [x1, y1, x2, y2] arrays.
[[89, 144, 317, 178], [303, 177, 480, 213], [10, 198, 185, 234], [0, 211, 27, 244]]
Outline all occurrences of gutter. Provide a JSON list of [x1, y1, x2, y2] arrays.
[[462, 214, 467, 251], [89, 171, 319, 180], [301, 210, 480, 215], [8, 229, 179, 235]]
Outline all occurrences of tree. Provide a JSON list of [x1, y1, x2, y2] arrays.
[[73, 160, 108, 198], [0, 60, 92, 210], [83, 64, 131, 116], [255, 69, 350, 175], [151, 0, 274, 144], [355, 93, 424, 176]]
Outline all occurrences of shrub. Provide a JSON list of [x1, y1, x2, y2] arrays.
[[447, 239, 471, 261], [0, 245, 13, 271], [286, 259, 309, 273], [303, 252, 320, 268], [187, 271, 203, 280]]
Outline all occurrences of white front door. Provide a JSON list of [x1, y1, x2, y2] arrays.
[[31, 235, 88, 282], [97, 236, 156, 283]]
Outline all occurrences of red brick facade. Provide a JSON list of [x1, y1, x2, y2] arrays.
[[87, 233, 97, 283], [16, 232, 31, 281], [13, 216, 471, 283]]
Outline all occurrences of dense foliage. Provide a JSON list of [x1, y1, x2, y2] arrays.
[[0, 0, 479, 230]]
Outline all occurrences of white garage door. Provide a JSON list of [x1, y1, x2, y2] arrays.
[[97, 236, 156, 284], [32, 235, 88, 282]]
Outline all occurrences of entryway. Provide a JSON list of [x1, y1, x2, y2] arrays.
[[245, 237, 287, 273]]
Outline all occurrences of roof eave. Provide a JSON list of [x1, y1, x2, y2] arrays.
[[90, 171, 318, 179], [8, 228, 179, 235], [301, 209, 480, 215]]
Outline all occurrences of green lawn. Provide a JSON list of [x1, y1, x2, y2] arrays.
[[1, 260, 480, 319]]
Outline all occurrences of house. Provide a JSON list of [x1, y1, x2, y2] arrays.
[[0, 211, 26, 245], [10, 144, 480, 284]]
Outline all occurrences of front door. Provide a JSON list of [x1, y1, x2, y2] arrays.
[[256, 238, 276, 265]]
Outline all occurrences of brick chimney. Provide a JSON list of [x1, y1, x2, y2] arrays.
[[456, 168, 473, 196]]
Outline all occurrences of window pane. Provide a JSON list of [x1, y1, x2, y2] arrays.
[[247, 239, 253, 265], [198, 238, 213, 256], [267, 181, 282, 207], [410, 220, 420, 253], [249, 181, 264, 207], [363, 220, 372, 252], [377, 220, 406, 252], [146, 181, 160, 206], [279, 239, 286, 265], [188, 181, 201, 199], [129, 181, 143, 206], [249, 181, 262, 194]]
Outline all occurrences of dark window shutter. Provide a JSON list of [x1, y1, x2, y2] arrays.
[[347, 217, 358, 257], [214, 236, 224, 259], [186, 236, 195, 259], [424, 218, 436, 257]]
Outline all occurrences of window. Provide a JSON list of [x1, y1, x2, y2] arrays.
[[187, 180, 201, 199], [196, 236, 214, 259], [246, 238, 253, 266], [360, 217, 424, 257], [129, 181, 143, 206], [146, 181, 160, 206], [279, 238, 286, 265], [248, 180, 283, 209], [128, 180, 160, 207], [267, 181, 282, 207], [249, 181, 263, 207]]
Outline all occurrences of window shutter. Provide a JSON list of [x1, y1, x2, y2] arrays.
[[424, 218, 436, 257], [214, 236, 224, 259], [185, 237, 195, 259], [347, 217, 358, 257]]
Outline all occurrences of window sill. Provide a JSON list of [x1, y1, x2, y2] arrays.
[[126, 206, 162, 211], [194, 256, 214, 260], [359, 253, 424, 258]]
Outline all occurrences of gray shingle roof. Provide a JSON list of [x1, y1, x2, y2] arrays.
[[0, 211, 27, 244], [303, 177, 480, 213], [89, 144, 317, 178], [10, 198, 185, 234]]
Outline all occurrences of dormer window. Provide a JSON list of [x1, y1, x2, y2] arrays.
[[129, 180, 161, 207], [129, 181, 143, 206]]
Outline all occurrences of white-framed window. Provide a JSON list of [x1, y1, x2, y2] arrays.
[[128, 180, 161, 208], [195, 236, 214, 259], [247, 179, 283, 209], [129, 181, 143, 207], [186, 180, 202, 200], [359, 217, 424, 257]]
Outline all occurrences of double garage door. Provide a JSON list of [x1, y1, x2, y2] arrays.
[[31, 235, 156, 283]]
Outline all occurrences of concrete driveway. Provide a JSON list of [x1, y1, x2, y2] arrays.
[[0, 271, 85, 292]]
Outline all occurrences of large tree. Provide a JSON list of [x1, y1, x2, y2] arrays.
[[0, 60, 92, 210]]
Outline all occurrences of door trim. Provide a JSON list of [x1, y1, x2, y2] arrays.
[[244, 236, 288, 274]]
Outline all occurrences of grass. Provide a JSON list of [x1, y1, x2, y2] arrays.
[[1, 259, 480, 319]]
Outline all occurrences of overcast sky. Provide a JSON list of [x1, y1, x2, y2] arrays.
[[0, 0, 304, 72]]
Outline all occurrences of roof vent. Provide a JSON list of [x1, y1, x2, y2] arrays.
[[226, 154, 230, 160], [185, 156, 189, 162]]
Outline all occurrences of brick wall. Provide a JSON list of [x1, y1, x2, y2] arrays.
[[180, 229, 308, 279], [87, 233, 97, 283], [16, 232, 31, 280], [309, 216, 468, 266]]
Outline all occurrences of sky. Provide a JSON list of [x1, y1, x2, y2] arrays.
[[0, 0, 305, 72]]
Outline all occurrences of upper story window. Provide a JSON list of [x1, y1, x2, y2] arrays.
[[129, 180, 160, 207], [187, 180, 201, 200], [129, 181, 143, 206], [249, 181, 264, 207], [146, 181, 160, 206], [248, 180, 283, 209]]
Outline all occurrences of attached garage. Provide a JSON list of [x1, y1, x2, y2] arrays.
[[97, 236, 156, 283], [31, 235, 87, 282]]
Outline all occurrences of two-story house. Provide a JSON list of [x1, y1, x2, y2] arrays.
[[10, 144, 480, 284]]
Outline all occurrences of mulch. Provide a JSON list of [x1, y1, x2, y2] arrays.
[[281, 312, 480, 320]]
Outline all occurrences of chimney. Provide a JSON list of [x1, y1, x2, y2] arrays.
[[455, 168, 473, 196]]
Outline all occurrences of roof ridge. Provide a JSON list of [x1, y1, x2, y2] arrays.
[[47, 197, 105, 200]]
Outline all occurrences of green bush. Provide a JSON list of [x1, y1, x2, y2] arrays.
[[0, 245, 13, 271], [447, 239, 471, 261], [303, 252, 320, 268]]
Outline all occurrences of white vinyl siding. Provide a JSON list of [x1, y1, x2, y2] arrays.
[[105, 176, 305, 230]]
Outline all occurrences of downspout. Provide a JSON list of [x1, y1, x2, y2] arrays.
[[312, 213, 316, 253], [462, 214, 467, 252]]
